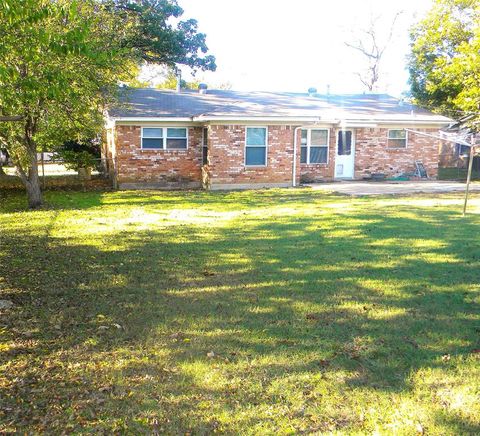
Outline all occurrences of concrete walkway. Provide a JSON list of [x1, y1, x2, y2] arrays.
[[308, 180, 480, 196]]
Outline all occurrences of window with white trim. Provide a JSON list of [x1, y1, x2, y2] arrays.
[[142, 128, 163, 149], [300, 128, 329, 164], [387, 129, 407, 148], [245, 127, 267, 166], [141, 127, 188, 150]]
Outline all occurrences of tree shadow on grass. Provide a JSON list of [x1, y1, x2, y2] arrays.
[[1, 187, 345, 214], [1, 202, 479, 432]]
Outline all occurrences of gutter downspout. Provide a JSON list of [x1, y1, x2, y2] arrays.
[[292, 126, 302, 187]]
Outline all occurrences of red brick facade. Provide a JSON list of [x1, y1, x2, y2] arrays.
[[354, 128, 439, 179], [112, 125, 204, 188], [107, 123, 444, 189], [299, 129, 336, 182], [205, 125, 298, 188]]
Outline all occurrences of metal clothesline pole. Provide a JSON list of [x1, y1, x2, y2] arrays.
[[405, 128, 480, 216], [462, 138, 476, 216]]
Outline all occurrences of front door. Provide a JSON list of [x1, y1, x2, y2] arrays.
[[335, 129, 355, 179]]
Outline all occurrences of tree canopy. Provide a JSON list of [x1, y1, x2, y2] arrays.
[[0, 0, 215, 208], [105, 0, 216, 72], [408, 0, 480, 118]]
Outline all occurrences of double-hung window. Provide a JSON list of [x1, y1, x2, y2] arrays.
[[387, 129, 407, 148], [300, 129, 329, 164], [141, 127, 188, 150], [245, 127, 267, 166]]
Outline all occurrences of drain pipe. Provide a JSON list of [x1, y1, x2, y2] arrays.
[[292, 126, 301, 187]]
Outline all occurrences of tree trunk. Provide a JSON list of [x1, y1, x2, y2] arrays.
[[25, 153, 43, 209]]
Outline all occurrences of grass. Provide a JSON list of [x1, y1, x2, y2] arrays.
[[1, 188, 479, 434]]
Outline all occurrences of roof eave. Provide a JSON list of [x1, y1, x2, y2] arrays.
[[108, 115, 452, 127], [192, 115, 325, 122], [111, 117, 194, 123]]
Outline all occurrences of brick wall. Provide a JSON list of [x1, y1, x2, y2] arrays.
[[297, 127, 442, 181], [109, 124, 444, 189], [354, 128, 440, 178], [114, 125, 203, 188], [206, 125, 298, 188]]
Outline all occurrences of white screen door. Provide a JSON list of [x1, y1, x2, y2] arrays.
[[335, 129, 355, 179]]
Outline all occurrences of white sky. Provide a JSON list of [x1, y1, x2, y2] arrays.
[[169, 0, 432, 97]]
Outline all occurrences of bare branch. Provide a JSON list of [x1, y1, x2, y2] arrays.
[[345, 10, 403, 92]]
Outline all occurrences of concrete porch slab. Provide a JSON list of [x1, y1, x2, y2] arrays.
[[307, 180, 480, 196]]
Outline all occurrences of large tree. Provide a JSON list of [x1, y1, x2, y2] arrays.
[[408, 0, 480, 118], [0, 0, 215, 208]]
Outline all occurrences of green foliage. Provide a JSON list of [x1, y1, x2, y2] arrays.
[[56, 139, 99, 171], [1, 190, 480, 433], [155, 68, 200, 90], [105, 0, 216, 72], [0, 0, 215, 207], [59, 139, 100, 158], [0, 0, 132, 205], [408, 0, 480, 117], [56, 150, 97, 172]]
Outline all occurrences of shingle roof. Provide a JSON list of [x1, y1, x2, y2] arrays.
[[108, 88, 451, 123]]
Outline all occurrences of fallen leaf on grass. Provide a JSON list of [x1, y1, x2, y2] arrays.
[[98, 385, 113, 393], [317, 359, 330, 368]]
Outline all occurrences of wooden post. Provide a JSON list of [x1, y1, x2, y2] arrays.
[[112, 157, 118, 190], [41, 151, 45, 189], [462, 139, 476, 216]]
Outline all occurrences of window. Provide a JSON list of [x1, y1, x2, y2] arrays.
[[300, 130, 308, 163], [455, 143, 469, 158], [142, 128, 163, 149], [387, 129, 407, 148], [141, 127, 188, 150], [337, 130, 352, 155], [245, 127, 267, 166], [300, 128, 329, 164], [202, 127, 208, 165], [166, 128, 187, 149]]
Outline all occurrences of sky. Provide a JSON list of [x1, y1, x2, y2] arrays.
[[143, 0, 434, 96]]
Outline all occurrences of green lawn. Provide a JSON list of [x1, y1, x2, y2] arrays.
[[1, 189, 479, 434]]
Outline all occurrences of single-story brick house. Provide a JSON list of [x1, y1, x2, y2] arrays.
[[104, 88, 452, 189]]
